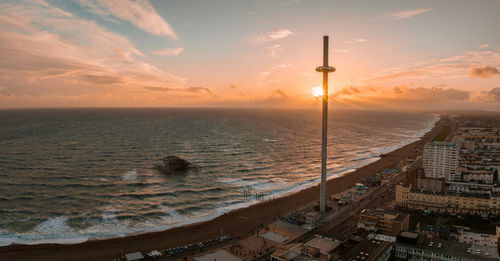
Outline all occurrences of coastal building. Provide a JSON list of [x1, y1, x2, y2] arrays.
[[448, 181, 495, 194], [304, 211, 321, 225], [457, 230, 497, 247], [395, 182, 500, 215], [357, 209, 409, 236], [415, 176, 447, 194], [460, 166, 497, 184], [415, 223, 458, 239], [423, 142, 459, 182], [270, 235, 341, 261], [305, 235, 342, 259], [194, 250, 241, 261], [342, 238, 392, 261], [394, 231, 499, 261]]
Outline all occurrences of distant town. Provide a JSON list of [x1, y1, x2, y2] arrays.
[[108, 113, 499, 261]]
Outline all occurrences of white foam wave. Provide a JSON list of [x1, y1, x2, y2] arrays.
[[121, 170, 137, 181], [0, 115, 440, 246]]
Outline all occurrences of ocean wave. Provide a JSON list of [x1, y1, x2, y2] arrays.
[[0, 110, 439, 246], [121, 170, 137, 181]]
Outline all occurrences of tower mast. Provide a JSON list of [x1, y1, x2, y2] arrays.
[[315, 35, 336, 213]]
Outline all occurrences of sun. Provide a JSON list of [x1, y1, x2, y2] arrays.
[[312, 86, 324, 97]]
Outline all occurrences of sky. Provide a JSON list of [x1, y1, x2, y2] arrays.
[[0, 0, 499, 110]]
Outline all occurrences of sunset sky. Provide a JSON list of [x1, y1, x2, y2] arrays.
[[0, 0, 499, 110]]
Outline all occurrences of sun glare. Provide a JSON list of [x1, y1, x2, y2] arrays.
[[312, 86, 324, 97]]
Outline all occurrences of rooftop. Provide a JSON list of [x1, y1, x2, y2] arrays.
[[261, 231, 288, 243], [194, 250, 241, 261], [305, 236, 340, 254], [343, 239, 391, 261], [395, 236, 499, 260], [399, 231, 419, 239]]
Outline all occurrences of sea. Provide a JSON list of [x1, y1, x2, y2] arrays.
[[0, 108, 438, 246]]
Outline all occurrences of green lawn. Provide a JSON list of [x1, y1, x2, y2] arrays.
[[433, 125, 451, 141]]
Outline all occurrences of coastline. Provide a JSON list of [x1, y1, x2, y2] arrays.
[[0, 116, 444, 260]]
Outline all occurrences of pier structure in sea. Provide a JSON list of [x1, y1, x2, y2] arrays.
[[242, 186, 267, 201]]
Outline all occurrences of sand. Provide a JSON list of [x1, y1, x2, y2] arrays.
[[0, 118, 444, 261]]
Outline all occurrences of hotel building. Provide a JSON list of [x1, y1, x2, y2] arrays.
[[423, 142, 460, 182], [395, 181, 500, 215]]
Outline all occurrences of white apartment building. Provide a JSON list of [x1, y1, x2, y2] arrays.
[[457, 231, 497, 247], [423, 142, 460, 182]]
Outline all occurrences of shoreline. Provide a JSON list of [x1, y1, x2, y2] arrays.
[[0, 117, 444, 260]]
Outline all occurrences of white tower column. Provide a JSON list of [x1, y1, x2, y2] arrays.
[[316, 35, 336, 213]]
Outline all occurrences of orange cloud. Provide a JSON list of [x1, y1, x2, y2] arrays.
[[152, 48, 184, 56], [479, 87, 500, 102], [272, 89, 288, 98], [470, 65, 500, 78], [81, 75, 123, 85], [389, 8, 431, 20], [0, 1, 184, 98], [145, 86, 212, 95], [332, 85, 469, 102]]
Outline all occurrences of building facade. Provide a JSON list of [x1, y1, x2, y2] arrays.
[[395, 184, 500, 215], [423, 142, 460, 182], [394, 232, 498, 261], [457, 231, 497, 247], [358, 209, 409, 236]]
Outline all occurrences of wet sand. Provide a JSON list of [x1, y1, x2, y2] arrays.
[[0, 118, 444, 261]]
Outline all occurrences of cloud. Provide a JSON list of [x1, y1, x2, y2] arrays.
[[389, 8, 431, 20], [229, 84, 239, 89], [152, 47, 184, 56], [186, 87, 212, 94], [253, 29, 296, 43], [334, 49, 349, 53], [0, 86, 12, 97], [274, 63, 291, 69], [145, 86, 212, 94], [370, 64, 469, 82], [144, 86, 175, 91], [267, 29, 295, 41], [77, 0, 178, 39], [480, 87, 500, 102], [81, 74, 123, 84], [272, 89, 287, 98], [469, 65, 500, 78], [332, 85, 469, 102], [355, 38, 367, 43], [336, 86, 360, 96], [302, 73, 318, 78], [479, 44, 489, 49], [0, 0, 184, 98], [366, 48, 500, 84], [270, 44, 284, 58], [390, 86, 469, 101]]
